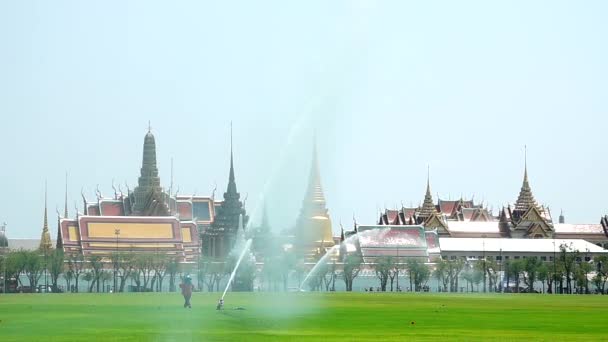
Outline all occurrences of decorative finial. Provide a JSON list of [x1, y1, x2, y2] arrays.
[[112, 179, 118, 199], [148, 120, 151, 133], [170, 157, 174, 196], [64, 171, 69, 218], [230, 121, 233, 155], [524, 144, 527, 170]]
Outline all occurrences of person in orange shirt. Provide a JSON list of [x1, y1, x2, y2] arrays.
[[179, 275, 194, 308]]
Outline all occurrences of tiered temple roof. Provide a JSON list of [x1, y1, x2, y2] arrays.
[[203, 127, 248, 259], [419, 173, 437, 219], [294, 140, 334, 258], [59, 128, 205, 262]]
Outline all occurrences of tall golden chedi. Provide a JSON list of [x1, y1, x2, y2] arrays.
[[39, 182, 53, 253], [294, 141, 334, 259]]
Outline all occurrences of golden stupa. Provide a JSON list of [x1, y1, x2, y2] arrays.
[[294, 140, 334, 257]]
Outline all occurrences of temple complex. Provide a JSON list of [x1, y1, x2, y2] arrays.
[[293, 141, 335, 260], [376, 157, 608, 248], [58, 128, 209, 262]]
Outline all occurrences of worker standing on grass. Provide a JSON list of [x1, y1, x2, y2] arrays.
[[179, 275, 194, 308]]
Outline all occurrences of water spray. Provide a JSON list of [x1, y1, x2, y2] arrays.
[[221, 238, 253, 301], [218, 214, 253, 309]]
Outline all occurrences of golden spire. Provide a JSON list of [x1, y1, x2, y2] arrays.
[[514, 146, 538, 212], [419, 165, 436, 217], [295, 136, 334, 247], [40, 181, 53, 252], [307, 137, 326, 204]]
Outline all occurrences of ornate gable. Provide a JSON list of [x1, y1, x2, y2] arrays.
[[512, 206, 553, 238], [471, 209, 491, 222], [520, 206, 549, 225], [424, 214, 450, 236], [526, 222, 551, 238]]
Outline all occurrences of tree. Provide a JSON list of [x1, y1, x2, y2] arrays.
[[592, 255, 608, 294], [406, 259, 430, 292], [559, 243, 579, 294], [167, 256, 180, 292], [462, 267, 474, 292], [204, 260, 227, 292], [447, 258, 465, 292], [308, 259, 329, 291], [523, 257, 542, 293], [87, 255, 104, 293], [151, 254, 168, 292], [67, 253, 85, 293], [24, 250, 44, 290], [388, 258, 404, 292], [373, 257, 393, 292], [100, 270, 112, 292], [472, 268, 483, 292], [196, 255, 209, 291], [133, 253, 155, 291], [508, 260, 524, 293], [342, 254, 362, 291], [83, 272, 93, 290], [537, 263, 549, 293], [112, 252, 136, 293], [433, 259, 449, 292], [575, 261, 592, 294], [5, 250, 27, 289], [48, 249, 65, 292]]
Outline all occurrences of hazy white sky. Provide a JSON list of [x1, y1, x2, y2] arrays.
[[1, 1, 607, 238]]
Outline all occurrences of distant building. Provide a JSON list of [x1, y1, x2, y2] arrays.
[[58, 128, 208, 262], [293, 141, 335, 260], [201, 136, 248, 259], [376, 160, 608, 247]]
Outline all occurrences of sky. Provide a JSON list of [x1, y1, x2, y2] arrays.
[[0, 1, 607, 238]]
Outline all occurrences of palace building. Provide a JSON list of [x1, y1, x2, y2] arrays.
[[57, 127, 235, 262], [376, 161, 608, 248]]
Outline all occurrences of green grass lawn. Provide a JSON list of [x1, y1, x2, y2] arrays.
[[0, 292, 606, 341]]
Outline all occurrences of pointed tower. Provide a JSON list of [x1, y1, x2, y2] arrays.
[[513, 149, 538, 212], [206, 124, 248, 258], [131, 126, 168, 216], [252, 201, 273, 256], [56, 174, 68, 250], [64, 172, 68, 218], [419, 167, 437, 218], [510, 147, 553, 238], [559, 210, 565, 224], [294, 139, 334, 257], [259, 201, 270, 234], [40, 183, 53, 253]]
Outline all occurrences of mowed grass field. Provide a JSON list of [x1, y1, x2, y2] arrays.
[[1, 292, 607, 341]]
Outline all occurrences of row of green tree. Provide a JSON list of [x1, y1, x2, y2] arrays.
[[0, 249, 185, 293], [2, 243, 606, 294]]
